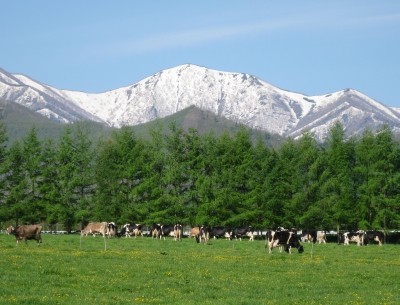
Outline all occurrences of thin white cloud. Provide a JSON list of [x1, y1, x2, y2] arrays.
[[92, 11, 400, 57], [102, 17, 309, 55]]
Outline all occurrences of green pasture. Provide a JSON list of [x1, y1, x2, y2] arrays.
[[0, 234, 399, 305]]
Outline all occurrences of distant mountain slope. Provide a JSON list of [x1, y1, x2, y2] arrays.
[[0, 101, 111, 145], [1, 100, 65, 142], [1, 64, 399, 141], [133, 105, 284, 147]]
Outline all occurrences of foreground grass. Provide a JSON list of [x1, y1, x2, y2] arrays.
[[0, 234, 399, 305]]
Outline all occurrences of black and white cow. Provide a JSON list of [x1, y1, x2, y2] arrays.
[[364, 230, 384, 246], [210, 226, 232, 240], [316, 231, 327, 244], [266, 227, 304, 254], [120, 223, 143, 238], [107, 222, 117, 238], [173, 224, 183, 241], [301, 230, 317, 243], [198, 225, 211, 243], [151, 224, 161, 239], [160, 225, 175, 240], [232, 226, 254, 241], [340, 230, 365, 246]]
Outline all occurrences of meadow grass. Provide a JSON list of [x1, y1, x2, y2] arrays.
[[0, 233, 399, 305]]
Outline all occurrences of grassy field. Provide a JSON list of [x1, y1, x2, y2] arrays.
[[0, 233, 399, 305]]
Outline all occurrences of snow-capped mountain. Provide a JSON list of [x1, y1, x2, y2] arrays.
[[1, 64, 399, 140]]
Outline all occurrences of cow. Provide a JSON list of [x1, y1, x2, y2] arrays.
[[189, 226, 200, 239], [198, 225, 211, 243], [316, 231, 327, 244], [120, 223, 143, 238], [266, 227, 304, 254], [301, 230, 317, 243], [189, 226, 208, 243], [151, 224, 161, 239], [232, 226, 254, 241], [365, 230, 384, 246], [81, 222, 108, 237], [161, 225, 174, 240], [107, 222, 117, 238], [173, 224, 183, 241], [340, 230, 365, 246], [210, 226, 232, 240], [6, 225, 42, 245]]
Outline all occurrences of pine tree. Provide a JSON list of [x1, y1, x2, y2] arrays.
[[319, 122, 357, 231], [3, 141, 27, 225], [22, 126, 45, 222], [0, 121, 8, 223]]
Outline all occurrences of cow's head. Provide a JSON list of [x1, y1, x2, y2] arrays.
[[297, 245, 304, 253], [6, 226, 15, 235]]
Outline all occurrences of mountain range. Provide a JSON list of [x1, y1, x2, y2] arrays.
[[1, 64, 399, 141]]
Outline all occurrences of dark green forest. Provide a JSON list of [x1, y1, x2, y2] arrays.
[[0, 119, 399, 233]]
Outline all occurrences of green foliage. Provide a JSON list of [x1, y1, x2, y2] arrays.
[[0, 118, 399, 231]]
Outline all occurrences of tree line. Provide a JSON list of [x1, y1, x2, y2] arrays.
[[0, 120, 399, 233]]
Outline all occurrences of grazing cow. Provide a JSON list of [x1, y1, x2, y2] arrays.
[[316, 231, 327, 244], [6, 225, 42, 245], [81, 222, 108, 237], [340, 230, 365, 246], [232, 226, 254, 241], [266, 227, 304, 254], [365, 230, 384, 246], [173, 224, 183, 241], [301, 230, 317, 243], [120, 224, 143, 238], [210, 226, 232, 240]]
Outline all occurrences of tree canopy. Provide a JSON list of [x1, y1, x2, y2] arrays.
[[0, 121, 399, 232]]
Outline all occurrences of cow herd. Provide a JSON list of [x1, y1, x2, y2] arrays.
[[4, 223, 386, 254]]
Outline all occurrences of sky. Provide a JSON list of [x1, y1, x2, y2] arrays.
[[1, 1, 400, 107]]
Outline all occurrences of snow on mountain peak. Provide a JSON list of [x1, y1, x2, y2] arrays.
[[1, 64, 399, 141]]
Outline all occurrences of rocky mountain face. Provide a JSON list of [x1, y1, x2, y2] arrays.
[[1, 64, 399, 141]]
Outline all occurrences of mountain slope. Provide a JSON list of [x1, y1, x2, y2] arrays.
[[1, 64, 399, 140]]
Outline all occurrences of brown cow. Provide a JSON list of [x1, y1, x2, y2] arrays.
[[81, 222, 108, 237], [189, 226, 200, 238], [6, 225, 42, 245]]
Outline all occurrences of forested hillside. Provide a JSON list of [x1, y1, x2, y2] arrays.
[[0, 119, 399, 233]]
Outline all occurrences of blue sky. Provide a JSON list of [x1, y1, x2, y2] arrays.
[[2, 1, 400, 106]]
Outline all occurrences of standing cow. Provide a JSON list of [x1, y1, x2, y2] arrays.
[[107, 222, 117, 238], [6, 225, 42, 245], [301, 230, 317, 243], [173, 224, 183, 241], [340, 230, 365, 246], [210, 226, 232, 240], [364, 230, 384, 246], [81, 222, 108, 237], [189, 226, 201, 241], [121, 224, 143, 238], [316, 231, 327, 244], [266, 227, 304, 254], [232, 226, 254, 241], [151, 224, 161, 239]]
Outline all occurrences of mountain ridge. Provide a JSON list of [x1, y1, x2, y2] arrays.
[[1, 64, 399, 141]]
